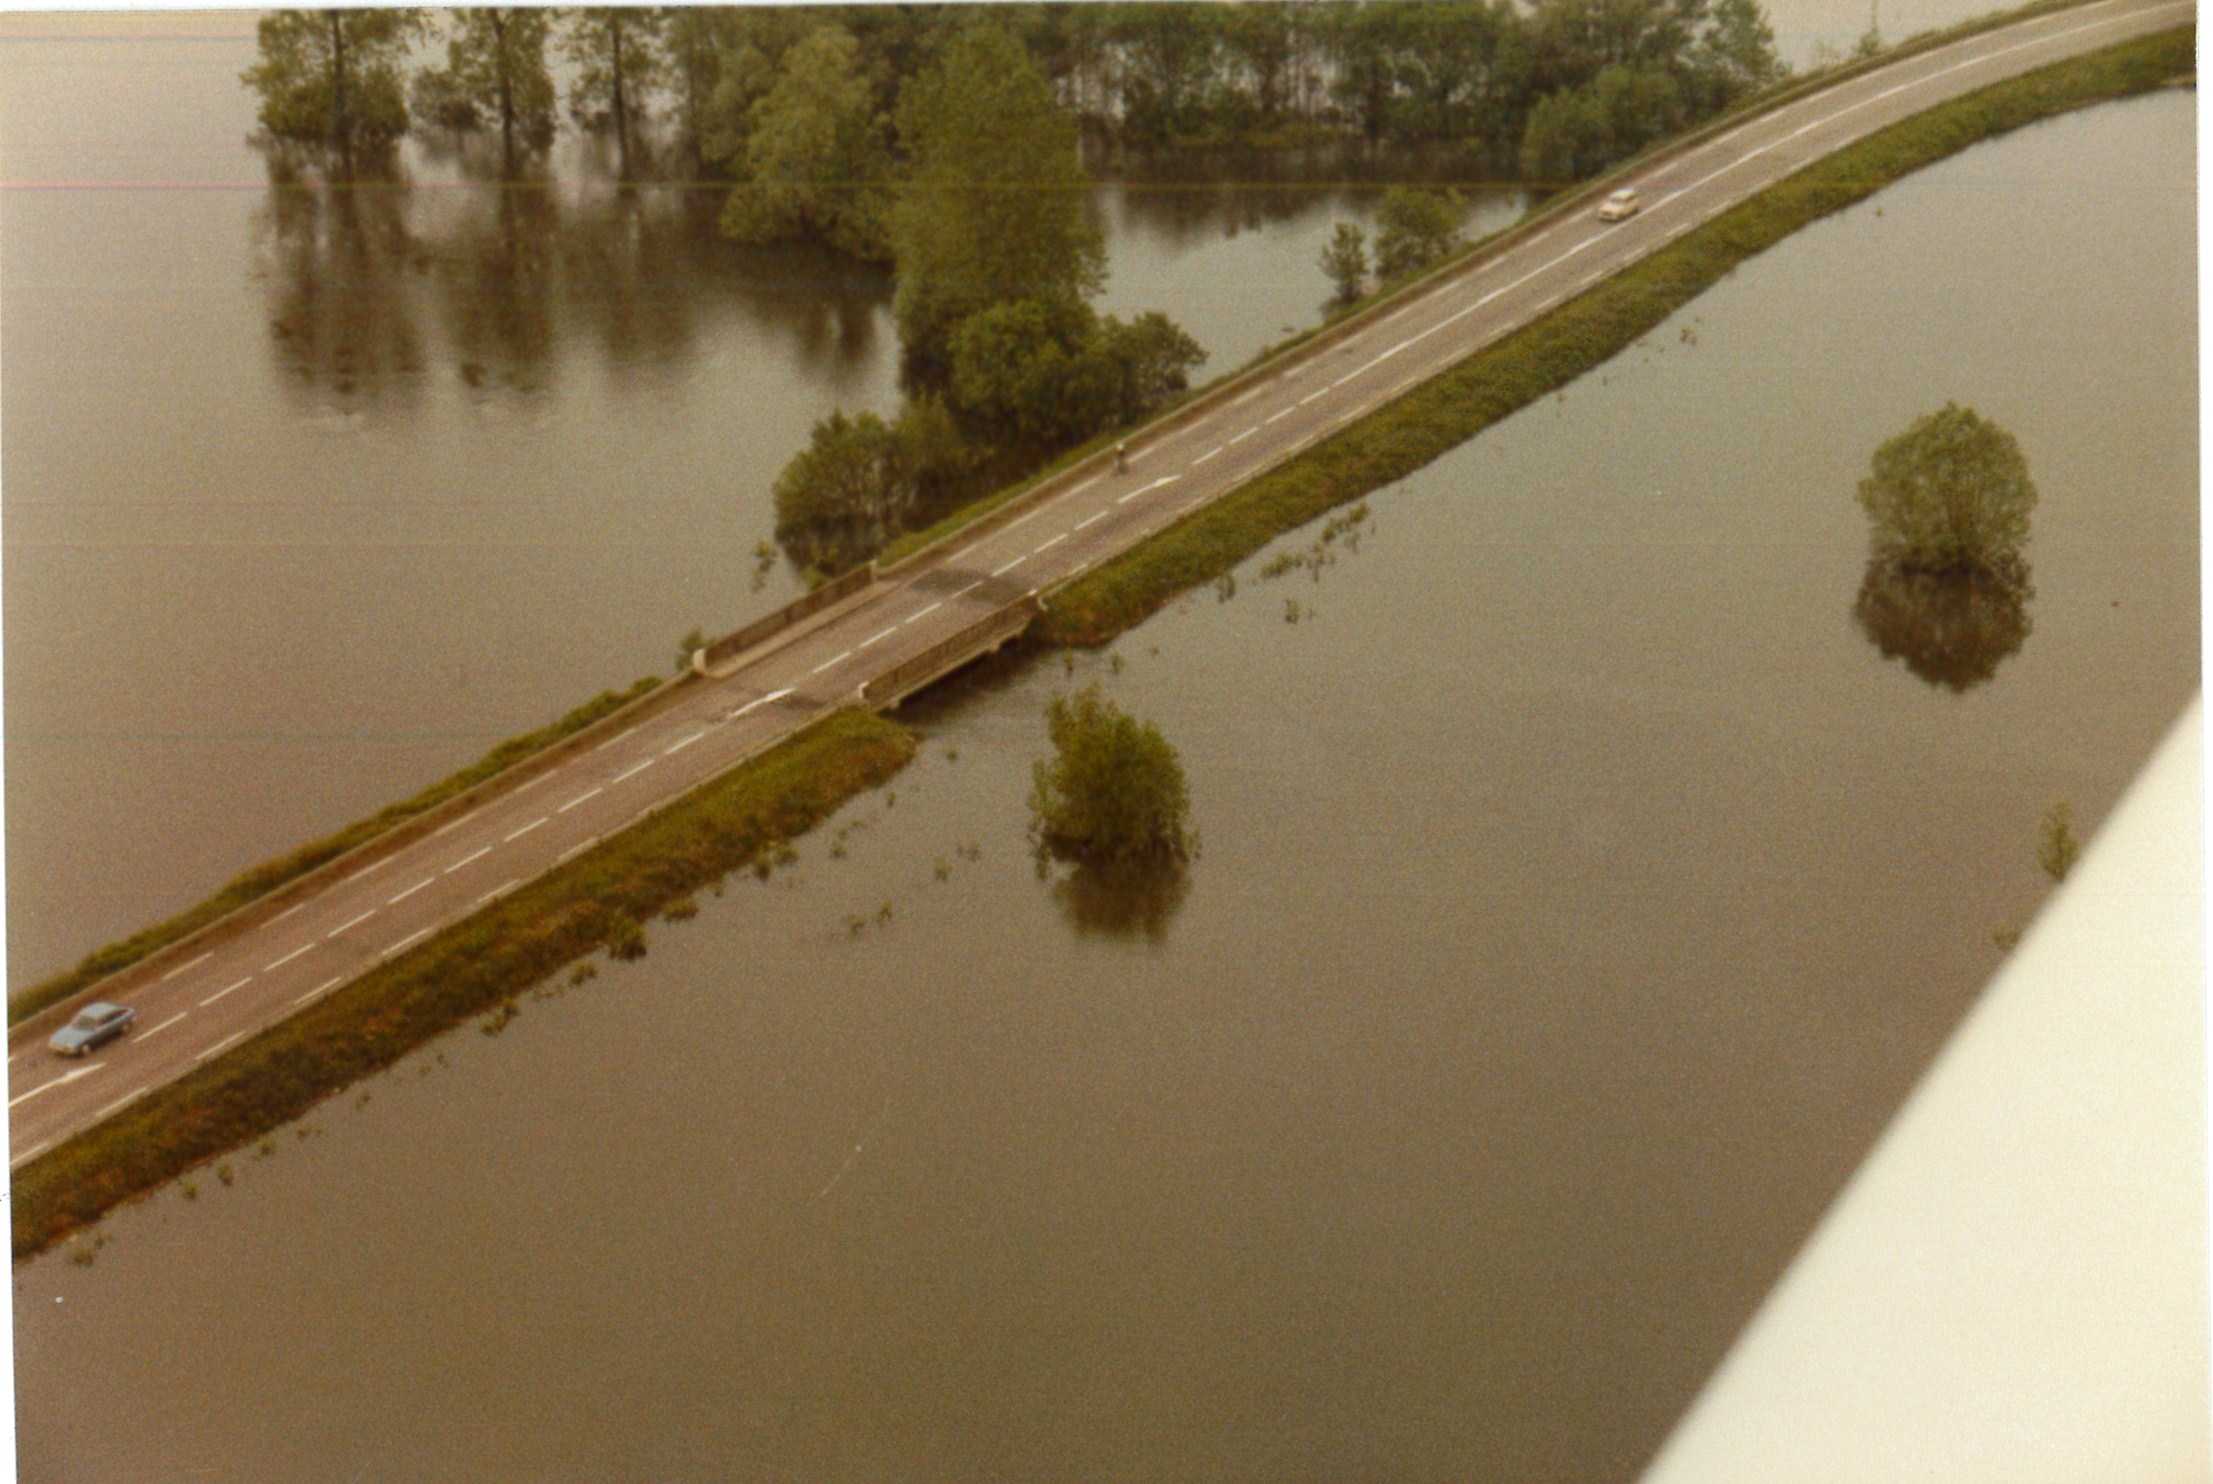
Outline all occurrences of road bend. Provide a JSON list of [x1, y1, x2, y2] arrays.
[[7, 0, 2189, 1166]]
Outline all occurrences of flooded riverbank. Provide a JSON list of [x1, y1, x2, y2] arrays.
[[11, 87, 2194, 1484]]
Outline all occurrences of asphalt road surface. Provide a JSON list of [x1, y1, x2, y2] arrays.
[[8, 0, 2189, 1167]]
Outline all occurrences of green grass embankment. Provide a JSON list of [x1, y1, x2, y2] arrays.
[[1032, 27, 2192, 645], [14, 708, 916, 1260], [10, 675, 667, 1025]]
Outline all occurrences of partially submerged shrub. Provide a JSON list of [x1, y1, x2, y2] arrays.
[[1028, 686, 1192, 865], [1857, 403, 2036, 576]]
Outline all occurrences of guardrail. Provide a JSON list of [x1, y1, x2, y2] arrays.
[[693, 563, 876, 675], [860, 598, 1043, 712]]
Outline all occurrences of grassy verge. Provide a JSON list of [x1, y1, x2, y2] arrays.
[[10, 675, 667, 1025], [1033, 27, 2191, 645], [13, 708, 916, 1260]]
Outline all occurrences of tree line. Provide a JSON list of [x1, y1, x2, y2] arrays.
[[244, 2, 1784, 575]]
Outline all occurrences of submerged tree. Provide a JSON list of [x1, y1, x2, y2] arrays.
[[242, 9, 425, 176], [420, 8, 558, 171], [1029, 686, 1193, 866], [1857, 403, 2037, 576], [1321, 222, 1370, 304], [1372, 186, 1468, 279], [720, 24, 893, 262], [563, 7, 665, 178], [890, 23, 1105, 376], [771, 400, 967, 575]]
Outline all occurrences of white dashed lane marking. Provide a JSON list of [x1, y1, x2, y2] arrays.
[[328, 910, 376, 938], [444, 846, 493, 874], [11, 1064, 102, 1108], [389, 877, 434, 905], [991, 556, 1026, 577], [1228, 427, 1257, 445], [610, 758, 655, 784], [505, 817, 548, 843], [663, 731, 706, 756], [1193, 446, 1224, 466], [808, 652, 851, 676], [1036, 533, 1068, 553], [200, 978, 251, 1008], [558, 787, 602, 813], [858, 626, 898, 650], [138, 1012, 187, 1043], [906, 602, 942, 624], [1075, 511, 1107, 531]]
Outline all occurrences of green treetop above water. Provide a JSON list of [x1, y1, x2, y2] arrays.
[[890, 23, 1106, 376], [1858, 403, 2038, 577], [1030, 686, 1194, 867]]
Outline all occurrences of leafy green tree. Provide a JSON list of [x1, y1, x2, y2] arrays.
[[659, 6, 740, 171], [720, 24, 891, 262], [772, 399, 969, 572], [890, 23, 1104, 376], [1089, 312, 1204, 427], [1857, 403, 2037, 575], [1029, 686, 1193, 865], [419, 8, 557, 169], [1373, 187, 1466, 279], [242, 9, 425, 176], [1321, 221, 1370, 303], [1690, 0, 1787, 108], [563, 8, 665, 178], [948, 301, 1201, 450]]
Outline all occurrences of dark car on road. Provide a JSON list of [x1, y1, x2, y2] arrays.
[[50, 1002, 134, 1057]]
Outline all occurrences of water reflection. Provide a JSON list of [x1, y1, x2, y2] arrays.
[[252, 144, 893, 406], [1853, 557, 2034, 692], [258, 162, 426, 405], [1045, 856, 1192, 942]]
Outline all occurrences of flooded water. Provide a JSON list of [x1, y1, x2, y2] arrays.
[[9, 43, 2195, 1478], [0, 13, 1520, 988]]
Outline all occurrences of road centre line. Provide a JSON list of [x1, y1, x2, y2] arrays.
[[1193, 446, 1224, 466], [1036, 532, 1068, 553], [809, 652, 851, 676], [506, 817, 548, 842], [138, 1011, 187, 1042], [1228, 427, 1257, 445], [296, 977, 344, 1006], [386, 926, 434, 957], [556, 835, 601, 864], [389, 877, 434, 905], [906, 601, 942, 623], [200, 977, 251, 1008], [264, 944, 312, 972], [1265, 406, 1294, 424], [559, 786, 603, 812], [992, 555, 1027, 577], [1300, 390, 1329, 406], [664, 731, 707, 756], [444, 845, 493, 874], [858, 626, 899, 650], [610, 758, 655, 783], [160, 952, 213, 982], [1075, 511, 1107, 531], [328, 909, 376, 938], [195, 1030, 248, 1063]]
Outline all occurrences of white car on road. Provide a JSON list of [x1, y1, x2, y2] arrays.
[[1598, 188, 1642, 222]]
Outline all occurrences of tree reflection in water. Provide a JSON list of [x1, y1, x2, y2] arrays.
[[251, 131, 892, 407], [1853, 556, 2034, 693], [258, 148, 426, 405], [1046, 856, 1192, 943]]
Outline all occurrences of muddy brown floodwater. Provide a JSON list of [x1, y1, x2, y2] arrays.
[[6, 32, 2198, 1484]]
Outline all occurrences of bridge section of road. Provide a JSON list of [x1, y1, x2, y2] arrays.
[[8, 0, 2191, 1166]]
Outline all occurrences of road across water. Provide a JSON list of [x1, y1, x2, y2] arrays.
[[8, 0, 2189, 1166]]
